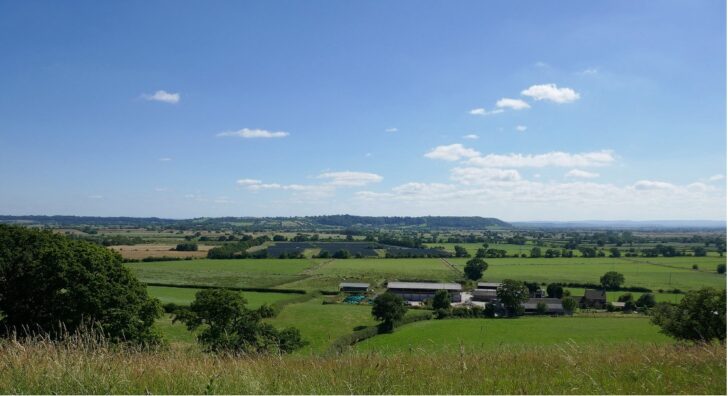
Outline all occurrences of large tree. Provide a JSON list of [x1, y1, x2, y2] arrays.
[[463, 258, 488, 281], [372, 292, 407, 332], [174, 288, 305, 353], [600, 271, 625, 290], [496, 279, 530, 316], [0, 225, 161, 343], [651, 287, 726, 342]]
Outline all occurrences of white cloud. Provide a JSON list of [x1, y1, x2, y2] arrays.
[[521, 84, 580, 103], [158, 157, 172, 162], [142, 90, 180, 104], [534, 61, 550, 68], [236, 178, 262, 186], [565, 169, 600, 179], [496, 98, 531, 110], [632, 180, 676, 191], [708, 174, 725, 182], [468, 150, 615, 168], [451, 167, 522, 184], [217, 128, 289, 139], [317, 171, 383, 186], [515, 125, 527, 132], [463, 134, 479, 140], [385, 127, 398, 133], [425, 144, 481, 161], [154, 187, 169, 192], [469, 108, 504, 116], [578, 68, 599, 75]]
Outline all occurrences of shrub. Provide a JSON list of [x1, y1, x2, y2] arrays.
[[175, 242, 198, 251], [717, 264, 726, 274], [432, 290, 451, 310], [0, 225, 161, 344], [546, 283, 563, 299], [372, 292, 407, 332], [651, 287, 726, 342]]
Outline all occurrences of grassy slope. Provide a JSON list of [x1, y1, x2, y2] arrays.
[[356, 316, 671, 353], [1, 340, 723, 394], [266, 297, 378, 354], [126, 258, 318, 288]]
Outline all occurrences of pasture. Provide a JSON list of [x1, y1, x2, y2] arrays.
[[126, 259, 319, 288], [356, 316, 670, 353], [147, 286, 298, 307]]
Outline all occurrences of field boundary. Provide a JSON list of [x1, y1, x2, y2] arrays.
[[325, 310, 433, 354], [143, 282, 307, 294]]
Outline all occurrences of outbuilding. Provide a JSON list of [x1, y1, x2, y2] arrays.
[[581, 289, 607, 308], [386, 281, 462, 302], [522, 298, 565, 315], [339, 282, 370, 293]]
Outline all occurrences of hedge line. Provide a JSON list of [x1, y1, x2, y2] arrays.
[[326, 310, 433, 354]]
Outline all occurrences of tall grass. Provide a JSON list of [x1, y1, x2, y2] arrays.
[[0, 332, 724, 394]]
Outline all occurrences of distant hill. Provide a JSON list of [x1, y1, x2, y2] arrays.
[[511, 220, 726, 230], [0, 215, 511, 230]]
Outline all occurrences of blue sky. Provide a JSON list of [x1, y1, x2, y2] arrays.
[[0, 0, 725, 220]]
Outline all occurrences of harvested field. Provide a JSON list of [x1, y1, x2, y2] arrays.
[[110, 244, 211, 259]]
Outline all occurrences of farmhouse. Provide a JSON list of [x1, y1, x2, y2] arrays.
[[339, 282, 370, 293], [581, 289, 607, 308], [522, 298, 565, 315], [387, 281, 462, 302]]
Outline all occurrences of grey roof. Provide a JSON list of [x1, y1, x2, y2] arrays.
[[472, 289, 498, 296], [477, 282, 502, 289], [610, 301, 626, 308], [522, 298, 564, 311], [583, 289, 607, 300], [339, 282, 370, 288], [387, 281, 462, 291]]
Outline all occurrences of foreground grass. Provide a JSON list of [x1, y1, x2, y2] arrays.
[[0, 338, 723, 394]]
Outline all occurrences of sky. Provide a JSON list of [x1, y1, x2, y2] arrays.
[[0, 0, 725, 221]]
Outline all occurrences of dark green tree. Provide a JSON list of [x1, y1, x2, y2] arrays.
[[636, 293, 656, 308], [372, 292, 407, 332], [562, 297, 577, 315], [174, 289, 306, 353], [432, 289, 451, 310], [530, 247, 542, 258], [546, 283, 564, 299], [496, 279, 529, 316], [0, 225, 161, 343], [463, 258, 488, 281], [453, 245, 470, 258], [717, 264, 726, 274], [600, 271, 625, 290], [650, 288, 726, 342]]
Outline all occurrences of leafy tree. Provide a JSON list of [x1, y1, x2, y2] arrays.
[[372, 292, 407, 332], [463, 258, 488, 281], [0, 225, 161, 343], [693, 247, 707, 257], [332, 249, 351, 259], [546, 283, 563, 299], [174, 289, 305, 353], [536, 302, 548, 315], [175, 242, 198, 251], [650, 287, 726, 342], [453, 245, 470, 258], [496, 279, 530, 316], [475, 248, 487, 258], [600, 271, 625, 290], [529, 247, 542, 258], [717, 264, 725, 274], [692, 264, 699, 270], [272, 234, 287, 241], [636, 293, 656, 308], [609, 247, 621, 258], [617, 293, 633, 302], [562, 297, 577, 315], [431, 290, 451, 310]]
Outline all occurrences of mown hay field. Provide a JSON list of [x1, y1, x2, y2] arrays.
[[111, 244, 211, 259]]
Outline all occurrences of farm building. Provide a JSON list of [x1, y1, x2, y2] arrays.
[[472, 288, 498, 302], [581, 289, 607, 308], [386, 281, 462, 302], [339, 282, 370, 293], [522, 298, 565, 315], [477, 282, 501, 290], [610, 301, 626, 309]]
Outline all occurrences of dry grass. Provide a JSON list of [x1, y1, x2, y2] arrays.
[[0, 333, 724, 394], [110, 244, 211, 259]]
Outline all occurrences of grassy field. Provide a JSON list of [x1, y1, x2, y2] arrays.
[[111, 244, 211, 259], [147, 286, 299, 307], [564, 288, 685, 303], [1, 338, 723, 394], [356, 316, 670, 353], [126, 259, 319, 288], [448, 256, 726, 291], [266, 297, 378, 354], [426, 242, 539, 256]]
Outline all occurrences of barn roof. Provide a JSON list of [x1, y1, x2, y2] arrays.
[[583, 289, 607, 300], [387, 281, 462, 291], [339, 282, 370, 288], [477, 282, 502, 289], [522, 298, 564, 311]]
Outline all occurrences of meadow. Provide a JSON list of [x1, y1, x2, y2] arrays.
[[147, 286, 298, 306], [356, 316, 670, 353]]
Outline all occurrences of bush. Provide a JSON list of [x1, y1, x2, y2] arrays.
[[175, 242, 198, 251], [546, 283, 563, 299], [0, 225, 161, 344], [432, 290, 451, 310], [372, 292, 407, 332], [717, 264, 726, 274], [651, 287, 726, 342]]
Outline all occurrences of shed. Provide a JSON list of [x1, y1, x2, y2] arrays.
[[472, 288, 498, 302], [581, 289, 607, 308], [387, 281, 462, 302], [522, 298, 565, 315], [339, 282, 370, 293], [477, 282, 502, 290]]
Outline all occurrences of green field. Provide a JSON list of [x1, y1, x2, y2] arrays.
[[356, 316, 670, 353], [126, 258, 319, 288], [266, 297, 378, 354], [426, 242, 540, 256], [147, 286, 299, 307], [563, 288, 684, 303]]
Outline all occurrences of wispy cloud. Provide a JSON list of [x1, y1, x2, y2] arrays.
[[317, 171, 383, 186], [515, 125, 527, 132], [578, 68, 599, 76], [158, 157, 172, 162], [425, 144, 481, 161], [142, 90, 180, 104], [469, 108, 504, 116], [463, 134, 479, 140], [521, 84, 580, 103], [565, 169, 599, 179], [385, 127, 398, 133], [708, 174, 724, 182], [496, 98, 530, 110], [218, 128, 289, 139], [468, 150, 615, 168], [632, 180, 676, 190]]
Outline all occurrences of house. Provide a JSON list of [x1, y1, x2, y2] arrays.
[[522, 298, 565, 315], [386, 281, 462, 302], [581, 289, 607, 308], [477, 282, 501, 290], [339, 282, 370, 293]]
